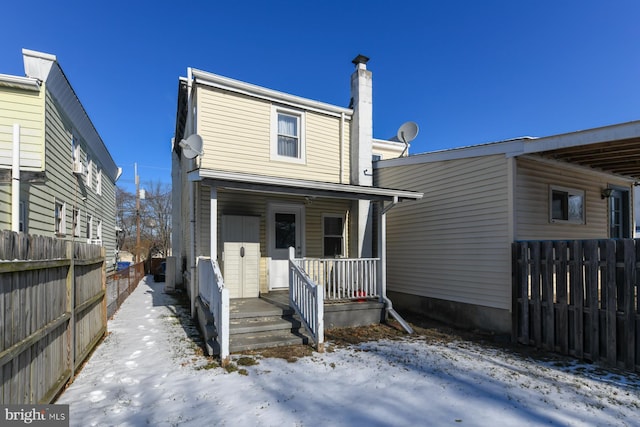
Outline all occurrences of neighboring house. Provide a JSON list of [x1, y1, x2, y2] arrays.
[[0, 49, 120, 268], [375, 121, 640, 334], [172, 56, 422, 354]]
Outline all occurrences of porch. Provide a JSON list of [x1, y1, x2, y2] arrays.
[[227, 290, 384, 353], [195, 254, 393, 364]]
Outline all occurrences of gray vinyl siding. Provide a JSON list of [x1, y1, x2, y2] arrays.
[[18, 91, 117, 266], [376, 154, 512, 310], [515, 156, 631, 240]]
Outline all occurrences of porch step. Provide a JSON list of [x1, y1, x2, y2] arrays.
[[228, 296, 309, 353], [230, 316, 301, 335], [230, 330, 308, 352]]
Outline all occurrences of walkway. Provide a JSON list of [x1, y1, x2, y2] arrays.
[[56, 277, 640, 427]]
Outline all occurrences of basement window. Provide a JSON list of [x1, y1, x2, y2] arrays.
[[550, 186, 584, 224]]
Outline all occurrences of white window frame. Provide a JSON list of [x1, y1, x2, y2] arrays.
[[86, 156, 93, 188], [96, 169, 102, 195], [87, 214, 93, 240], [96, 219, 103, 244], [54, 199, 66, 236], [72, 135, 80, 164], [73, 208, 81, 237], [322, 214, 345, 258], [270, 105, 305, 164], [550, 185, 585, 224]]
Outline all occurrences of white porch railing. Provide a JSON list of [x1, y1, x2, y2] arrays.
[[197, 256, 229, 364], [294, 257, 379, 301], [289, 248, 324, 352]]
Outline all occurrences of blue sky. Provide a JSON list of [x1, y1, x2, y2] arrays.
[[2, 1, 639, 192]]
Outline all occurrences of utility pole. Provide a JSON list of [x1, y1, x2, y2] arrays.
[[135, 163, 141, 263]]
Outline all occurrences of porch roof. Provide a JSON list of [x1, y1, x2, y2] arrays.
[[188, 169, 423, 202]]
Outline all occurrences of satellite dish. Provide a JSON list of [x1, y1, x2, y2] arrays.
[[179, 134, 203, 159], [396, 121, 419, 157], [397, 121, 419, 144]]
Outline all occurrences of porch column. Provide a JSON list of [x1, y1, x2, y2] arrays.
[[355, 200, 373, 258], [378, 202, 387, 304], [210, 187, 217, 261]]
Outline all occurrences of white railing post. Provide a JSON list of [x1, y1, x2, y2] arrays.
[[197, 256, 230, 365]]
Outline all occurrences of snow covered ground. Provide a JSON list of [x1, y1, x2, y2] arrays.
[[57, 277, 640, 427]]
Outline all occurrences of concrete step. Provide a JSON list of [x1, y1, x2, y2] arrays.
[[230, 299, 293, 319], [230, 316, 301, 335], [229, 330, 308, 353]]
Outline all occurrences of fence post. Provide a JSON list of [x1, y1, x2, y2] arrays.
[[65, 241, 75, 378], [101, 247, 107, 335]]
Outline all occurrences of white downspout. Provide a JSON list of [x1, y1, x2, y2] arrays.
[[379, 196, 414, 334], [339, 112, 345, 184], [11, 124, 20, 232], [186, 67, 197, 317]]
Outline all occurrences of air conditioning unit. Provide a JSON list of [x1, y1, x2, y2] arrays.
[[73, 161, 84, 175]]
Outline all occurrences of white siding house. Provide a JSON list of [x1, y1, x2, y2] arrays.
[[376, 122, 640, 333]]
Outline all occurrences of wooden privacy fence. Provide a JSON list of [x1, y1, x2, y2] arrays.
[[106, 262, 144, 319], [513, 239, 639, 373], [0, 230, 106, 404]]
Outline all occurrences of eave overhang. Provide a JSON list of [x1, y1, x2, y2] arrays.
[[188, 169, 423, 202], [190, 68, 353, 119], [0, 74, 41, 91]]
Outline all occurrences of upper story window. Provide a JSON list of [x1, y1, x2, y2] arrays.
[[72, 135, 80, 164], [271, 106, 305, 164], [96, 169, 102, 195], [550, 185, 585, 224], [86, 156, 93, 188]]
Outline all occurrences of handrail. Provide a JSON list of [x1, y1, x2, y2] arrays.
[[197, 256, 229, 364], [288, 248, 324, 352]]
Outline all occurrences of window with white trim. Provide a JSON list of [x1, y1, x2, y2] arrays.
[[73, 208, 81, 237], [271, 106, 305, 163], [550, 186, 585, 224], [72, 135, 80, 164], [96, 220, 102, 242], [54, 200, 66, 235], [96, 169, 102, 195], [323, 214, 345, 257], [86, 214, 93, 240], [86, 156, 93, 188]]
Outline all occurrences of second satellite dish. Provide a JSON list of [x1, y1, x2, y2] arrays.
[[180, 134, 203, 159], [397, 121, 419, 144]]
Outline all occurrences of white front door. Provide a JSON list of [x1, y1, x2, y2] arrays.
[[268, 204, 304, 290]]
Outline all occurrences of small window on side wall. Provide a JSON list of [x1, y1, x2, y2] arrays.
[[550, 186, 585, 224], [323, 215, 344, 257]]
